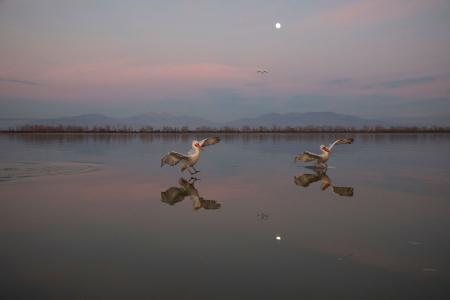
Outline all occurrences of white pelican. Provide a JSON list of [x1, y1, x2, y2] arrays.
[[161, 137, 220, 175], [295, 138, 354, 167]]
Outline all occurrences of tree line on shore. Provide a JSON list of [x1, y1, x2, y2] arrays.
[[2, 124, 450, 133]]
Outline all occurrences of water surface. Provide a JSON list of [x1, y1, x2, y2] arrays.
[[1, 133, 450, 299]]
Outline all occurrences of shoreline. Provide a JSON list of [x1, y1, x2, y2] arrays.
[[2, 130, 450, 134]]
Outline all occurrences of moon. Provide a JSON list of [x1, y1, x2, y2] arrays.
[[275, 22, 282, 29]]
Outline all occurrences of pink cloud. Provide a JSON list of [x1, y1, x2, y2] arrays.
[[40, 62, 251, 86], [0, 62, 255, 101]]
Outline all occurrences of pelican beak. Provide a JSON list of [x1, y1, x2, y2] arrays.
[[321, 182, 331, 190], [323, 147, 330, 153]]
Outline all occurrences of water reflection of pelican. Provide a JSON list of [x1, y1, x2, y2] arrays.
[[161, 178, 221, 210], [294, 169, 354, 197]]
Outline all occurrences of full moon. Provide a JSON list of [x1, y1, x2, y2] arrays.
[[275, 22, 282, 29]]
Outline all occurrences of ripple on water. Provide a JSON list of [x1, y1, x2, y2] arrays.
[[0, 161, 102, 183]]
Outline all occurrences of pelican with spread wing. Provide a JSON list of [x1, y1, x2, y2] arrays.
[[161, 137, 220, 175], [295, 138, 354, 168]]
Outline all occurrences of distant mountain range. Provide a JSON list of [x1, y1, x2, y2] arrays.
[[0, 112, 448, 130], [225, 112, 382, 128]]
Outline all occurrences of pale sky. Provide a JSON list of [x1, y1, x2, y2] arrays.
[[1, 0, 449, 121]]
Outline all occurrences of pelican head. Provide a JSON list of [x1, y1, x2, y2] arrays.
[[320, 145, 330, 153], [192, 140, 203, 151]]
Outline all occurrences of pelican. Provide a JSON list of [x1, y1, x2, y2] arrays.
[[295, 138, 354, 168], [161, 177, 221, 210], [161, 137, 220, 174]]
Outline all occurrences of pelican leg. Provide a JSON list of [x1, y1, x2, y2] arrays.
[[314, 161, 327, 170], [189, 177, 199, 183]]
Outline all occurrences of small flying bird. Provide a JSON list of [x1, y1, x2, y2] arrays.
[[161, 137, 220, 175], [257, 70, 268, 74], [295, 138, 354, 168]]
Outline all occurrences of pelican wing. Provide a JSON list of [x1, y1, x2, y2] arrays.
[[161, 151, 188, 167], [197, 198, 221, 210], [294, 173, 322, 187], [199, 136, 221, 147], [328, 138, 354, 150], [296, 151, 321, 162], [332, 186, 354, 197], [161, 187, 187, 205]]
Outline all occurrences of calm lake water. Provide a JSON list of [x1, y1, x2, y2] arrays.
[[1, 133, 450, 299]]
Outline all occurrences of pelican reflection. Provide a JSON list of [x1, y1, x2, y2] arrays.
[[294, 169, 354, 197], [161, 178, 221, 210]]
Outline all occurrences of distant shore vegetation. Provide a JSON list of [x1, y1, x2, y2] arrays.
[[2, 124, 450, 133]]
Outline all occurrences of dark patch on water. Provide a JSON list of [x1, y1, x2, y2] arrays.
[[0, 161, 102, 182]]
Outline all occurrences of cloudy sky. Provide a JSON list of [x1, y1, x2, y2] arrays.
[[1, 0, 449, 121]]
